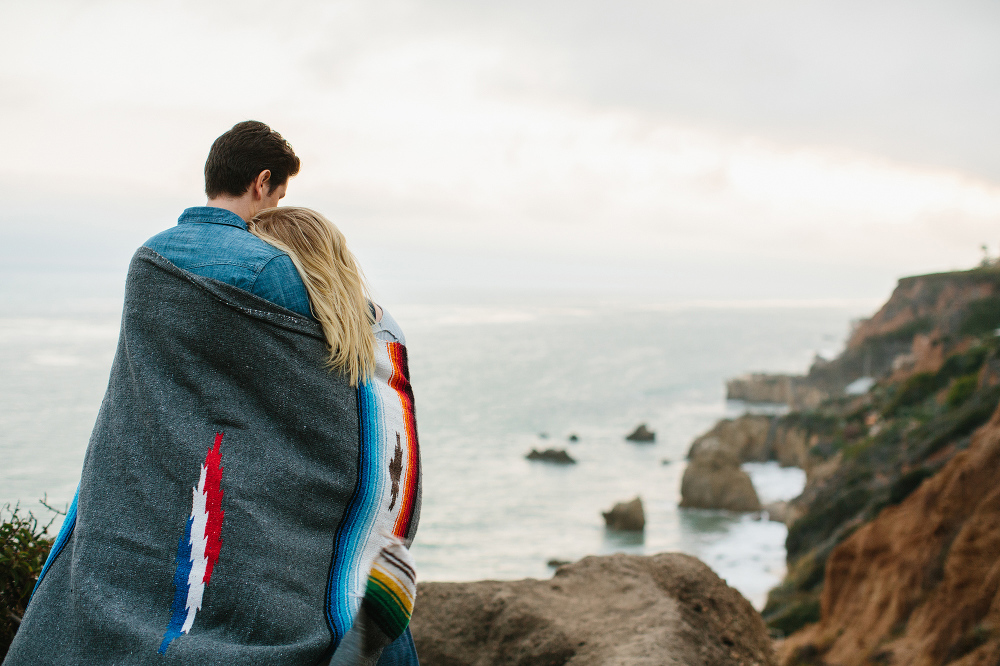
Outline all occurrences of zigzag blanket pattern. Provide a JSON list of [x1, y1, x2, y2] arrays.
[[326, 340, 422, 647], [160, 432, 226, 654]]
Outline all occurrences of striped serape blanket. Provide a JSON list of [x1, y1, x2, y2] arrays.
[[6, 247, 421, 665]]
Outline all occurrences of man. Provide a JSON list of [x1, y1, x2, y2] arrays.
[[144, 120, 311, 317], [6, 122, 420, 666]]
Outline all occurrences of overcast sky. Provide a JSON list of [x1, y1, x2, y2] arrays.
[[2, 0, 999, 303]]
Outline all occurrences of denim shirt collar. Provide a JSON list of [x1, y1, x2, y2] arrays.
[[178, 207, 249, 231]]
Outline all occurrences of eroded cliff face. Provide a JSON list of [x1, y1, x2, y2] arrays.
[[727, 375, 828, 411], [727, 268, 1000, 408], [777, 405, 1000, 666], [807, 267, 1000, 394], [847, 272, 1000, 350], [761, 338, 1000, 638]]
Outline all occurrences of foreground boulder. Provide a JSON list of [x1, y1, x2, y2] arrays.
[[680, 443, 762, 512], [411, 553, 775, 665], [601, 496, 645, 531]]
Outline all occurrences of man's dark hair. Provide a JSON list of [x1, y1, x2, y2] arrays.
[[204, 121, 301, 198]]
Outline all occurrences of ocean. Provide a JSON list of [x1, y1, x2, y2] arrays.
[[0, 268, 870, 608]]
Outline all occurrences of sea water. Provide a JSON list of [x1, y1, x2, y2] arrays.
[[0, 270, 862, 608]]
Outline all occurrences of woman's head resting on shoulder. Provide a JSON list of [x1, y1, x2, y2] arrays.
[[249, 206, 376, 386]]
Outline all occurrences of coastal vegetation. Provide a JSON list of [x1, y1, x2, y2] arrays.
[[0, 505, 53, 658]]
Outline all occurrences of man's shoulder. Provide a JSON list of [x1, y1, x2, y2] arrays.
[[143, 221, 288, 268]]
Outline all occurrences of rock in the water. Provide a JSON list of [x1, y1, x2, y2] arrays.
[[568, 433, 579, 442], [680, 443, 762, 512], [726, 373, 828, 410], [410, 553, 776, 666], [764, 501, 790, 525], [686, 414, 809, 469], [546, 558, 571, 568], [602, 496, 645, 531], [625, 423, 656, 442], [526, 448, 576, 464]]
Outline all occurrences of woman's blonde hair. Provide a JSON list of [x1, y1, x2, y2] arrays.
[[249, 207, 375, 386]]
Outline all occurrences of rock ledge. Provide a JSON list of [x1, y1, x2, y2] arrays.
[[411, 552, 775, 665]]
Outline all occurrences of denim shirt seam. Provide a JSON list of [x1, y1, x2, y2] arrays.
[[250, 253, 288, 290], [178, 207, 248, 230], [184, 259, 265, 271]]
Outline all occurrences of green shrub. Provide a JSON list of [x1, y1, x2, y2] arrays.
[[786, 485, 872, 560], [887, 468, 935, 506], [959, 296, 1000, 337], [1, 505, 53, 659], [946, 373, 979, 408], [882, 372, 943, 417], [917, 385, 1000, 459], [939, 344, 990, 378], [865, 316, 934, 345], [765, 596, 821, 637]]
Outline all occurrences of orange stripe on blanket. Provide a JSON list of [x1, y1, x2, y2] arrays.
[[387, 343, 420, 538]]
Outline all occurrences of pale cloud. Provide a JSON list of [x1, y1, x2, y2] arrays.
[[1, 0, 998, 300]]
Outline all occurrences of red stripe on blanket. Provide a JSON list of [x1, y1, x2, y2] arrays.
[[203, 432, 225, 583], [387, 343, 420, 538]]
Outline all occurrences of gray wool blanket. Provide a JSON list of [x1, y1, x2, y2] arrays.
[[5, 248, 421, 665]]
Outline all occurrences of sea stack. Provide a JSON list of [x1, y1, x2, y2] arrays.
[[680, 439, 761, 512], [625, 424, 656, 442], [526, 448, 576, 464], [602, 496, 645, 531]]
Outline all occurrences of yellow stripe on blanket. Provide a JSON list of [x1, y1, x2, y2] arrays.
[[361, 538, 417, 641]]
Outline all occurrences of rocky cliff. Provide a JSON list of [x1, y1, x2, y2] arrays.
[[742, 265, 1000, 659], [810, 266, 1000, 392], [777, 403, 1000, 666], [410, 553, 776, 666], [732, 266, 1000, 407]]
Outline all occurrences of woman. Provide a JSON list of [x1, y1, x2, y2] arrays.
[[250, 207, 421, 666]]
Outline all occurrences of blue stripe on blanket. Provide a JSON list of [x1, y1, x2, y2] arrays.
[[159, 517, 195, 654], [325, 380, 387, 646], [31, 485, 80, 600]]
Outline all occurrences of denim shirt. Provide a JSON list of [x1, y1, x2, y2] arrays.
[[143, 207, 312, 317]]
